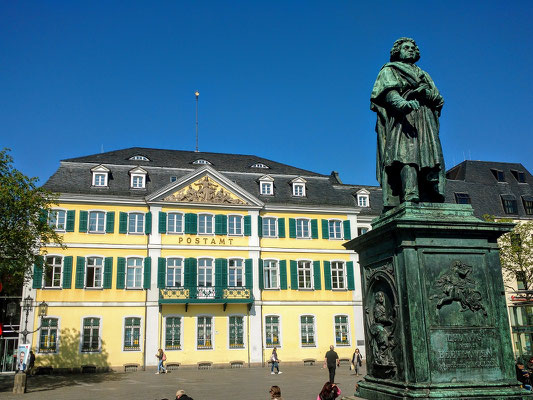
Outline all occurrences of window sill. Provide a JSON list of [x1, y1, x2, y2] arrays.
[[87, 231, 106, 234], [166, 232, 184, 235], [85, 287, 104, 290], [42, 287, 62, 290], [123, 348, 141, 352], [263, 287, 281, 290], [81, 350, 101, 354]]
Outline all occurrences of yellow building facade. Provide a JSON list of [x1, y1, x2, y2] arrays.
[[23, 148, 376, 371]]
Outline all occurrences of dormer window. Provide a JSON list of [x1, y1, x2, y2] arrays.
[[251, 162, 269, 169], [511, 170, 526, 183], [193, 159, 211, 165], [129, 155, 150, 161], [356, 189, 370, 207], [91, 165, 110, 187], [259, 175, 274, 196], [491, 169, 505, 182], [291, 177, 307, 197], [129, 167, 147, 189]]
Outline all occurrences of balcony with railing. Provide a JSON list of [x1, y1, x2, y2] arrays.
[[159, 285, 253, 307]]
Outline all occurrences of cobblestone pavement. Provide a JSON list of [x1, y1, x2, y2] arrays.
[[0, 363, 366, 400]]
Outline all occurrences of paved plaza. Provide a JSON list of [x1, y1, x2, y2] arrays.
[[0, 363, 366, 400]]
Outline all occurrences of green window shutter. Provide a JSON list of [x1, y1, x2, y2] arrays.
[[311, 219, 319, 239], [103, 257, 113, 289], [39, 209, 48, 225], [145, 212, 152, 235], [79, 211, 88, 232], [343, 220, 351, 240], [289, 218, 296, 238], [221, 259, 228, 289], [290, 260, 298, 290], [75, 256, 85, 289], [116, 257, 126, 289], [66, 210, 76, 232], [215, 214, 227, 235], [32, 256, 44, 289], [119, 212, 128, 234], [159, 212, 167, 234], [143, 257, 152, 289], [321, 219, 329, 239], [158, 257, 166, 288], [245, 259, 253, 289], [185, 258, 197, 290], [106, 211, 115, 233], [62, 256, 73, 289], [185, 213, 197, 234], [324, 261, 332, 290], [278, 218, 285, 238], [258, 216, 263, 237], [347, 261, 355, 290], [215, 258, 225, 288], [313, 261, 321, 290], [279, 260, 287, 290], [258, 259, 264, 290], [244, 215, 252, 236]]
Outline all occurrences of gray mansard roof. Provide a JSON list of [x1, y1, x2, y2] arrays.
[[44, 147, 364, 209]]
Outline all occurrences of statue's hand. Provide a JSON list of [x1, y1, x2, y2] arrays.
[[403, 99, 420, 111]]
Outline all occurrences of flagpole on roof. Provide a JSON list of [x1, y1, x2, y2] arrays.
[[195, 91, 199, 152]]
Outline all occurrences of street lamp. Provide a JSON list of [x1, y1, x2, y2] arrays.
[[7, 296, 48, 343]]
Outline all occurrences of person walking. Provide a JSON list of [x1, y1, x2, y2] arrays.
[[323, 345, 340, 383], [156, 348, 167, 374], [270, 347, 282, 374], [352, 348, 363, 375]]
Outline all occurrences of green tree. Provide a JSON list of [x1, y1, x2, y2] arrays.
[[498, 220, 533, 294], [0, 148, 64, 289]]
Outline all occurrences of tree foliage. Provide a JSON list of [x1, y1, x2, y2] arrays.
[[496, 220, 533, 293], [0, 148, 64, 288]]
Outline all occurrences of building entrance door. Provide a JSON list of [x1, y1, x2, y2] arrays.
[[0, 337, 18, 373]]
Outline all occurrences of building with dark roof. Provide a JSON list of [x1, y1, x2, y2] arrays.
[[24, 147, 376, 371]]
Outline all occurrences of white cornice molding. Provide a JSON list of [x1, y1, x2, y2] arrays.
[[57, 194, 147, 205], [263, 204, 361, 215]]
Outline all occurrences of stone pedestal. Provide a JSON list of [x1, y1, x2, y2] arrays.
[[13, 372, 27, 394], [344, 203, 530, 399]]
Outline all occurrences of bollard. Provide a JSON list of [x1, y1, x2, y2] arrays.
[[13, 372, 27, 394]]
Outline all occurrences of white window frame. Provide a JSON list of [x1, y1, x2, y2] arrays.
[[128, 212, 145, 234], [333, 314, 351, 347], [331, 260, 346, 290], [356, 189, 370, 208], [167, 212, 184, 234], [295, 218, 311, 239], [297, 260, 313, 289], [123, 316, 142, 352], [193, 159, 211, 165], [48, 209, 67, 231], [293, 183, 306, 197], [198, 213, 214, 235], [264, 314, 282, 348], [328, 219, 343, 240], [228, 215, 243, 236], [131, 174, 145, 189], [88, 210, 106, 233], [126, 257, 144, 289], [85, 256, 104, 289], [197, 258, 215, 298], [228, 314, 246, 350], [166, 257, 184, 288], [129, 155, 150, 161], [262, 217, 277, 238], [263, 259, 280, 290], [80, 316, 101, 353], [196, 315, 214, 350], [43, 255, 63, 289], [38, 316, 60, 354], [299, 315, 316, 347], [261, 181, 274, 195], [165, 314, 183, 351], [228, 258, 244, 288]]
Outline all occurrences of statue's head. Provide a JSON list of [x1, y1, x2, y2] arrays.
[[375, 291, 385, 304], [390, 37, 420, 63]]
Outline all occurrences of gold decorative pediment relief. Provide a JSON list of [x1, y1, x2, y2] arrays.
[[164, 176, 247, 205]]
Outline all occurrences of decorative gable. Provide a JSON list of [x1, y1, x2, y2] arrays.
[[356, 188, 370, 207], [163, 176, 246, 205]]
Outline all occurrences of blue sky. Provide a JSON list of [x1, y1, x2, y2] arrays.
[[1, 1, 532, 186]]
